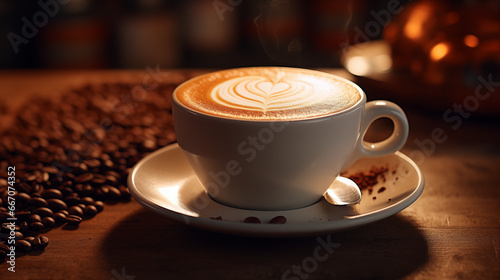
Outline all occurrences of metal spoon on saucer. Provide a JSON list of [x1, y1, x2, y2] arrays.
[[324, 176, 362, 206]]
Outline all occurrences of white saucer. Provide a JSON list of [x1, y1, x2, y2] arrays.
[[128, 144, 424, 237]]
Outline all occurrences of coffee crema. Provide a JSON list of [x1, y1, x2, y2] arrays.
[[174, 67, 361, 120]]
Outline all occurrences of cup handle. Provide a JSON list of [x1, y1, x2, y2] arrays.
[[342, 100, 409, 170]]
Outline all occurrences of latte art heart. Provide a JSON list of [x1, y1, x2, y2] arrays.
[[211, 76, 315, 113], [174, 67, 361, 120]]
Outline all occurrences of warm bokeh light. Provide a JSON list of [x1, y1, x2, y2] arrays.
[[404, 7, 429, 40], [444, 11, 460, 25], [345, 56, 370, 76], [430, 43, 449, 61], [464, 35, 479, 48], [373, 54, 392, 72]]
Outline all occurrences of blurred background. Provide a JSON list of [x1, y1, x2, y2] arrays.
[[0, 0, 499, 114], [0, 0, 414, 69]]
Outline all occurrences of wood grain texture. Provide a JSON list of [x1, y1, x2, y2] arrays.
[[0, 70, 499, 280]]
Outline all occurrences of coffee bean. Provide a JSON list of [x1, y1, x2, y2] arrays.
[[119, 185, 131, 200], [64, 193, 81, 205], [75, 173, 94, 183], [1, 82, 182, 260], [31, 191, 42, 198], [83, 159, 101, 169], [106, 186, 121, 200], [29, 214, 42, 223], [32, 184, 43, 193], [15, 210, 31, 222], [58, 186, 74, 197], [53, 212, 67, 223], [26, 175, 37, 182], [41, 166, 58, 174], [18, 182, 32, 193], [95, 186, 109, 200], [14, 231, 24, 240], [2, 222, 20, 232], [19, 221, 28, 232], [77, 203, 86, 210], [105, 175, 118, 185], [29, 221, 44, 232], [84, 205, 98, 217], [91, 174, 107, 185], [243, 217, 261, 224], [16, 240, 32, 252], [81, 184, 94, 197], [0, 243, 10, 253], [269, 216, 287, 224], [14, 192, 31, 206], [41, 189, 63, 200], [32, 207, 54, 218], [0, 212, 14, 222], [93, 201, 104, 213], [68, 206, 83, 217], [47, 198, 68, 212], [66, 215, 82, 225], [74, 163, 88, 174], [23, 236, 35, 244], [28, 197, 48, 208], [42, 217, 56, 228], [80, 197, 94, 205], [33, 236, 49, 250], [41, 172, 50, 182]]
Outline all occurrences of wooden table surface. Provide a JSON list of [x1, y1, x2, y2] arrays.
[[0, 70, 499, 280]]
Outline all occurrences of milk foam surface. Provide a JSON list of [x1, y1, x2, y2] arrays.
[[175, 67, 361, 120]]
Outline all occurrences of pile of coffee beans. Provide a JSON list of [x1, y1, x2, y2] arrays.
[[0, 81, 183, 263]]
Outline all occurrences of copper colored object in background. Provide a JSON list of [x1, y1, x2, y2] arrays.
[[383, 0, 500, 115]]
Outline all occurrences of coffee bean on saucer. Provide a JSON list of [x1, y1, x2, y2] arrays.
[[33, 236, 49, 250], [269, 216, 287, 224], [210, 216, 222, 220], [66, 215, 82, 225], [243, 217, 261, 224]]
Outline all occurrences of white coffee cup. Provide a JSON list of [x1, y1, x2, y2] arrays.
[[172, 67, 409, 210]]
